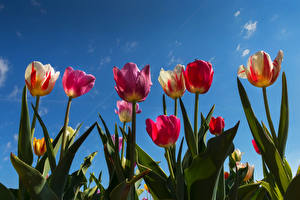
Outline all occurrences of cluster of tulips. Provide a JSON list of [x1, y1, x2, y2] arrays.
[[1, 49, 300, 200]]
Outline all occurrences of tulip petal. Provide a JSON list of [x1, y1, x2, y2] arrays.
[[146, 119, 158, 141], [271, 50, 283, 84], [237, 65, 247, 79]]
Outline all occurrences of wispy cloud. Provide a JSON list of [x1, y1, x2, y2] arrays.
[[99, 56, 111, 68], [243, 21, 257, 39], [39, 107, 48, 116], [270, 14, 279, 22], [88, 43, 95, 54], [0, 58, 9, 87], [0, 4, 4, 11], [236, 44, 241, 51], [168, 50, 183, 66], [209, 56, 216, 64], [8, 86, 21, 100], [174, 40, 182, 47], [31, 0, 41, 7], [234, 10, 240, 17], [242, 49, 250, 57], [6, 141, 11, 149], [16, 31, 22, 38], [14, 134, 18, 142], [30, 0, 47, 14], [124, 41, 138, 52]]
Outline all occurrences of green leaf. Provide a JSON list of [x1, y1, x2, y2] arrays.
[[259, 180, 283, 200], [35, 128, 63, 177], [136, 145, 173, 199], [179, 98, 197, 157], [32, 104, 57, 173], [278, 72, 289, 158], [66, 123, 83, 149], [10, 153, 58, 200], [109, 170, 150, 200], [237, 183, 261, 200], [237, 78, 291, 193], [184, 122, 239, 200], [0, 183, 16, 200], [18, 86, 33, 165], [198, 105, 215, 153], [90, 173, 105, 199], [284, 174, 300, 200], [50, 123, 96, 199], [176, 138, 185, 200]]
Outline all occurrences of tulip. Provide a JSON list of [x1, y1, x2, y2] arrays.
[[158, 64, 186, 99], [184, 60, 214, 94], [113, 62, 152, 102], [33, 137, 53, 157], [238, 50, 283, 87], [231, 149, 242, 162], [236, 162, 254, 182], [111, 134, 123, 151], [252, 139, 261, 154], [115, 100, 141, 123], [25, 61, 60, 96], [144, 184, 149, 193], [209, 116, 225, 135], [146, 115, 180, 147], [62, 67, 96, 98], [224, 172, 229, 180]]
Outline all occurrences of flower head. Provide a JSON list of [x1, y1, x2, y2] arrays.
[[252, 139, 261, 154], [62, 67, 96, 98], [236, 162, 254, 182], [115, 100, 141, 123], [113, 63, 152, 102], [111, 134, 123, 151], [231, 149, 242, 162], [146, 115, 180, 147], [238, 50, 283, 87], [25, 61, 60, 96], [158, 64, 186, 99], [224, 172, 229, 180], [184, 60, 214, 94], [33, 137, 53, 157], [209, 116, 225, 135]]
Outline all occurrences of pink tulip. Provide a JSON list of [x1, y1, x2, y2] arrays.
[[115, 100, 142, 123], [184, 60, 214, 94], [209, 116, 225, 135], [111, 134, 123, 151], [146, 115, 180, 147], [113, 63, 152, 102], [62, 67, 96, 98], [252, 139, 261, 154]]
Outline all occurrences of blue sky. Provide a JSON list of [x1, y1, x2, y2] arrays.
[[1, 0, 300, 196]]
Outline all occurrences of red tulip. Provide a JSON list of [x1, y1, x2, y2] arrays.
[[115, 100, 141, 123], [209, 116, 225, 135], [252, 139, 261, 154], [224, 171, 229, 180], [184, 60, 214, 94], [113, 62, 152, 102], [238, 50, 283, 87], [62, 67, 96, 98], [146, 115, 180, 147], [25, 61, 60, 96]]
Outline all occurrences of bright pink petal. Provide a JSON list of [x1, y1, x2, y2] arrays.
[[146, 119, 157, 142]]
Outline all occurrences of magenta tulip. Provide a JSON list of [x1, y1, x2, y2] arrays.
[[113, 62, 152, 102], [146, 115, 180, 147], [62, 67, 96, 98], [115, 100, 141, 123], [209, 116, 225, 135], [111, 134, 123, 151]]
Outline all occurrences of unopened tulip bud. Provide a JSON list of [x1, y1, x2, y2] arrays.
[[231, 149, 242, 162]]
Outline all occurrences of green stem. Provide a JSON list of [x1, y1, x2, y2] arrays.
[[59, 97, 72, 162], [166, 147, 175, 181], [174, 98, 178, 116], [130, 102, 136, 179], [121, 122, 126, 166], [262, 87, 278, 147], [31, 95, 40, 140], [194, 93, 199, 153]]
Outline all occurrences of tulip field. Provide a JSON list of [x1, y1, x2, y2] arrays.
[[1, 1, 300, 200]]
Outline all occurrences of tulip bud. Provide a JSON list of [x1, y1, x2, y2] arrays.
[[33, 137, 53, 157], [224, 171, 229, 180], [25, 61, 60, 96], [113, 63, 152, 102], [66, 126, 75, 141], [111, 134, 123, 152], [62, 67, 96, 98], [209, 116, 225, 135], [238, 50, 283, 87], [236, 162, 254, 182], [231, 149, 242, 162], [184, 60, 214, 94], [252, 139, 261, 154], [146, 115, 180, 147], [115, 100, 141, 123], [158, 64, 186, 99]]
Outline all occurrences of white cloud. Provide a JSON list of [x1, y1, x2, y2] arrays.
[[236, 44, 241, 51], [270, 14, 279, 22], [209, 57, 216, 63], [99, 56, 111, 68], [0, 58, 9, 87], [39, 107, 48, 116], [3, 156, 9, 161], [31, 0, 41, 7], [14, 134, 18, 142], [6, 142, 11, 149], [243, 21, 257, 39], [234, 10, 240, 17], [242, 49, 250, 57], [88, 43, 95, 54], [168, 50, 183, 66], [16, 31, 22, 38], [8, 86, 21, 99], [0, 4, 4, 11], [174, 40, 182, 47], [124, 41, 138, 51]]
